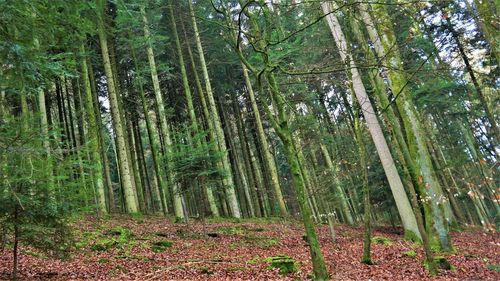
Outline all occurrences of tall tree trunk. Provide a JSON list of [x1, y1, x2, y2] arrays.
[[471, 0, 499, 61], [443, 14, 499, 146], [319, 143, 354, 225], [80, 43, 107, 213], [140, 6, 183, 217], [96, 0, 138, 213], [235, 4, 329, 277], [321, 2, 421, 240], [360, 3, 452, 250], [168, 0, 220, 217], [353, 103, 372, 265], [234, 97, 261, 217], [241, 64, 288, 216], [187, 1, 242, 218]]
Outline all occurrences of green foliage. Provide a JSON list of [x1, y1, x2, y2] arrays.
[[151, 240, 174, 253], [170, 126, 226, 196], [217, 226, 244, 235], [264, 255, 299, 275], [372, 236, 393, 246], [91, 239, 117, 252], [434, 256, 452, 270], [108, 227, 133, 244], [0, 116, 81, 270], [404, 230, 421, 243], [404, 250, 418, 258], [487, 264, 500, 273]]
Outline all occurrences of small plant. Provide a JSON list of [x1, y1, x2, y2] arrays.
[[200, 266, 214, 275], [91, 239, 117, 251], [264, 255, 299, 275], [247, 257, 260, 264], [372, 236, 393, 246], [98, 258, 110, 264], [404, 250, 417, 258], [217, 226, 244, 235], [487, 264, 500, 272], [151, 240, 174, 253]]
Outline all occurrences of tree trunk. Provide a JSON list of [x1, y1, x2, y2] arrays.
[[97, 0, 138, 213], [187, 0, 241, 218], [140, 6, 183, 217], [321, 2, 421, 240], [361, 3, 452, 250], [80, 43, 108, 214], [168, 0, 221, 217], [241, 64, 288, 216]]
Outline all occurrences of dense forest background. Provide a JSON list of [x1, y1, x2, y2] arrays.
[[0, 0, 498, 279]]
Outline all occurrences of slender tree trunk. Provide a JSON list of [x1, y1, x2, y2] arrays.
[[140, 6, 183, 217], [319, 143, 354, 225], [188, 0, 242, 218], [97, 0, 138, 213], [471, 0, 499, 61], [242, 64, 288, 216], [80, 43, 107, 213], [322, 2, 421, 240], [361, 3, 453, 250], [168, 0, 221, 217]]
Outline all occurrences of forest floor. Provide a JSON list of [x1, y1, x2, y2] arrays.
[[0, 215, 499, 280]]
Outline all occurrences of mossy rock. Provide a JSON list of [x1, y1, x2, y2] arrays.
[[434, 256, 452, 270], [403, 250, 417, 258], [372, 236, 393, 246], [151, 240, 174, 253], [264, 255, 298, 275]]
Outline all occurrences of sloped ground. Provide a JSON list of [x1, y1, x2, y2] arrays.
[[1, 215, 499, 280]]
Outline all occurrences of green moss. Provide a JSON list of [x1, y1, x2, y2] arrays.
[[75, 241, 87, 250], [487, 264, 500, 272], [22, 249, 46, 259], [243, 235, 279, 249], [131, 213, 145, 224], [108, 227, 133, 243], [264, 255, 298, 275], [247, 257, 260, 264], [434, 256, 452, 270], [200, 266, 214, 275], [217, 226, 244, 235], [404, 250, 417, 258], [403, 230, 421, 243], [98, 258, 110, 264], [151, 240, 174, 253], [260, 238, 279, 248], [372, 236, 393, 246], [91, 239, 118, 251]]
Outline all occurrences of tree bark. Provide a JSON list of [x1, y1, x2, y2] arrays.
[[97, 0, 138, 213], [322, 2, 421, 240]]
